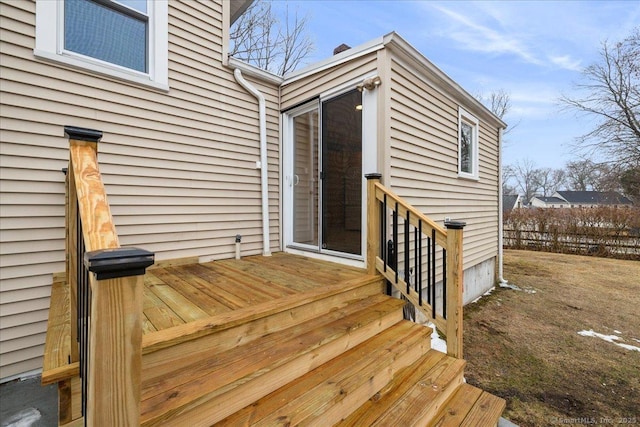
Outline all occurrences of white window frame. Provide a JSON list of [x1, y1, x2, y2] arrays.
[[458, 107, 479, 180], [34, 0, 169, 91]]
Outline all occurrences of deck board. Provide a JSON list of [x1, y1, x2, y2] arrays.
[[142, 253, 368, 334]]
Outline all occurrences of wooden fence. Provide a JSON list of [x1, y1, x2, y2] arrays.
[[504, 206, 640, 260]]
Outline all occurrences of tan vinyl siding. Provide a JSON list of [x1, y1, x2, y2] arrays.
[[0, 0, 280, 379], [281, 53, 378, 109], [386, 56, 499, 269]]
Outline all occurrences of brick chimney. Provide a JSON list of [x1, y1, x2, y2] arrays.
[[333, 43, 351, 55]]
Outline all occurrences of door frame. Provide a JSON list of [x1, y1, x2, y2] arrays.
[[281, 74, 378, 264]]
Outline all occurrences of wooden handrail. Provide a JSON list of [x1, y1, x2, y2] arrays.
[[64, 127, 153, 426], [365, 174, 465, 359]]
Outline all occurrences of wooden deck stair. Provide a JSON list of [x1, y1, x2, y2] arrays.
[[137, 275, 504, 426], [45, 131, 504, 425]]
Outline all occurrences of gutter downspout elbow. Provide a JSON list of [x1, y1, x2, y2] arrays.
[[234, 68, 271, 256], [498, 127, 508, 285]]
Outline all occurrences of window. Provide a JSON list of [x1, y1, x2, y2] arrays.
[[458, 107, 479, 179], [35, 0, 168, 90]]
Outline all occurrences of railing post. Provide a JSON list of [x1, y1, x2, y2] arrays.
[[85, 248, 154, 427], [365, 173, 382, 275], [445, 220, 466, 359], [64, 126, 155, 426]]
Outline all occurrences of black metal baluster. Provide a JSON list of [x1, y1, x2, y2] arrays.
[[442, 248, 447, 318], [431, 229, 436, 319], [76, 207, 87, 419], [382, 195, 387, 272], [393, 203, 398, 284], [418, 220, 423, 306], [426, 234, 431, 305], [404, 210, 410, 294], [414, 226, 418, 299]]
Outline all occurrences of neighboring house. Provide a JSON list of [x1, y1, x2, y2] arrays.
[[0, 0, 505, 385], [553, 191, 633, 208], [503, 194, 523, 212], [530, 196, 569, 208]]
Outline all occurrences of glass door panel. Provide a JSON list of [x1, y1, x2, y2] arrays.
[[292, 109, 319, 247], [321, 89, 363, 255]]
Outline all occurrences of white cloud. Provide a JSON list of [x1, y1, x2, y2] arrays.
[[548, 55, 583, 72], [430, 4, 542, 65]]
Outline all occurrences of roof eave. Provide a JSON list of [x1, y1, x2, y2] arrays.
[[230, 0, 253, 25], [282, 36, 386, 86]]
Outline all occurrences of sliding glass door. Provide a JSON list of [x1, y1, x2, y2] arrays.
[[285, 89, 363, 257]]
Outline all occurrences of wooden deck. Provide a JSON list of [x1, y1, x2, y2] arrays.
[[44, 251, 506, 426], [142, 253, 369, 334]]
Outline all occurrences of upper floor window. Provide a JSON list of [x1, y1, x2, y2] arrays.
[[35, 0, 168, 90], [458, 107, 479, 180]]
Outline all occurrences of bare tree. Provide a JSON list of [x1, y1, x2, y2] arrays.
[[565, 160, 601, 191], [230, 1, 314, 76], [620, 166, 640, 203], [564, 159, 624, 192], [509, 158, 543, 203], [560, 28, 640, 168], [502, 164, 517, 195], [537, 168, 567, 196], [477, 89, 519, 136]]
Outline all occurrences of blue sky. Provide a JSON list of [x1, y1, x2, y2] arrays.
[[280, 0, 640, 170]]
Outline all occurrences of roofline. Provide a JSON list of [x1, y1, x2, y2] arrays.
[[282, 36, 386, 85], [228, 57, 284, 85], [282, 32, 506, 129], [230, 0, 253, 25]]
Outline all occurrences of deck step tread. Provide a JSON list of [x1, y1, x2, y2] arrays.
[[140, 294, 405, 426], [218, 320, 433, 426], [141, 274, 384, 354], [431, 383, 506, 427], [141, 276, 384, 388], [337, 349, 466, 426]]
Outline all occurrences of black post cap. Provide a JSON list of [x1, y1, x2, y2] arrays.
[[365, 173, 382, 180], [64, 126, 103, 143], [84, 247, 155, 280], [444, 220, 466, 230]]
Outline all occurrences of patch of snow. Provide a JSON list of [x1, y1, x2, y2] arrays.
[[634, 338, 640, 344], [1, 408, 41, 427], [427, 322, 448, 354], [578, 330, 640, 352], [471, 286, 495, 304], [614, 330, 622, 334], [499, 282, 536, 294]]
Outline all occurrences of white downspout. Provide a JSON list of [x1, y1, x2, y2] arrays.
[[234, 68, 271, 256], [498, 127, 507, 285]]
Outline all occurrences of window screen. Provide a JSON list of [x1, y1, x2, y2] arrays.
[[64, 0, 148, 73]]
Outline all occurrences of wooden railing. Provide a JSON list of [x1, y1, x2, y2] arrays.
[[65, 127, 154, 426], [366, 174, 465, 359]]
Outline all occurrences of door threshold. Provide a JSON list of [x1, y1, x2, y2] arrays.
[[285, 246, 365, 269]]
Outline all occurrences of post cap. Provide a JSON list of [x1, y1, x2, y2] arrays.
[[64, 126, 103, 142], [365, 173, 382, 180], [444, 220, 466, 230], [84, 247, 154, 280]]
